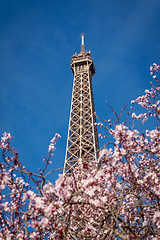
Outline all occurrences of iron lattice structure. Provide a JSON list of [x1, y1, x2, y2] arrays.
[[64, 35, 99, 176]]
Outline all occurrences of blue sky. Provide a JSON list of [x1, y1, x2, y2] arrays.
[[0, 0, 160, 182]]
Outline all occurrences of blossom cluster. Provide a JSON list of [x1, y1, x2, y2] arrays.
[[48, 133, 61, 153], [150, 63, 160, 79], [0, 132, 11, 150]]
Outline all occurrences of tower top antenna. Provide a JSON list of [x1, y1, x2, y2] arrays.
[[81, 33, 85, 53]]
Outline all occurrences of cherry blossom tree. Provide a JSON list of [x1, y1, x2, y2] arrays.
[[0, 63, 160, 239]]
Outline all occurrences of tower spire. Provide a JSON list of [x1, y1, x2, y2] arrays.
[[63, 36, 99, 176], [81, 33, 85, 53]]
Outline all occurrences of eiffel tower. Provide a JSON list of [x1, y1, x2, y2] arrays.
[[64, 34, 99, 176]]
